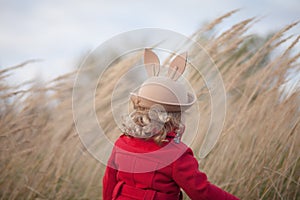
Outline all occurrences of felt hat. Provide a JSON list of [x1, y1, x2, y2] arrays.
[[131, 49, 196, 112]]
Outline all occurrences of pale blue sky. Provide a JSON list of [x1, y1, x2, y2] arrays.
[[0, 0, 299, 83]]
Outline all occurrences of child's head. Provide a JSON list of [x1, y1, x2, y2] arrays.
[[122, 105, 183, 144], [122, 49, 196, 144]]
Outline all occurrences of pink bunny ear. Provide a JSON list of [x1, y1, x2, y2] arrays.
[[144, 49, 160, 77], [168, 52, 187, 81]]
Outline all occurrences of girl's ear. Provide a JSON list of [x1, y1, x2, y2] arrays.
[[144, 49, 160, 77], [168, 52, 187, 81]]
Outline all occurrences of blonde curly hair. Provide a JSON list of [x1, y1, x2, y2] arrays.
[[122, 106, 183, 145]]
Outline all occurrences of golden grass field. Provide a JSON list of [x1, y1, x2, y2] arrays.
[[0, 11, 299, 199]]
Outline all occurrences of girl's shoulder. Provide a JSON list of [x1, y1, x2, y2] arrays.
[[114, 134, 163, 152], [114, 134, 191, 161], [115, 134, 189, 149]]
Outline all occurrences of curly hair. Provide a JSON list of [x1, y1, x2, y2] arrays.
[[122, 106, 183, 145]]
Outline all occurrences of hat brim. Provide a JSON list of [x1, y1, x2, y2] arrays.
[[130, 92, 196, 112]]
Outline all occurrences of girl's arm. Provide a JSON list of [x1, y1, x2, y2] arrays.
[[172, 148, 239, 200], [102, 148, 118, 200]]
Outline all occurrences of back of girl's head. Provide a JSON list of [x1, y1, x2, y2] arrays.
[[122, 105, 183, 145], [122, 49, 195, 144]]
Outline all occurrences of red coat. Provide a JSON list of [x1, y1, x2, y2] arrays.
[[103, 134, 239, 200]]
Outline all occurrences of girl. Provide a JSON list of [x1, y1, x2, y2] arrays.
[[103, 49, 239, 200]]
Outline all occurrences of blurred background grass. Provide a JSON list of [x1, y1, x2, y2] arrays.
[[0, 12, 299, 199]]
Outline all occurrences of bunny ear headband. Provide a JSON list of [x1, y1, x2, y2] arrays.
[[144, 48, 188, 81], [130, 49, 196, 112]]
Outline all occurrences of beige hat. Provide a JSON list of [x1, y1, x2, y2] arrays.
[[131, 49, 196, 112]]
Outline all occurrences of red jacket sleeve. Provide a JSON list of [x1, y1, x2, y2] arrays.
[[102, 148, 118, 200], [172, 148, 239, 200]]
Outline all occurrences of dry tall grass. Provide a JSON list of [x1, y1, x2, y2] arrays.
[[0, 12, 299, 199]]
